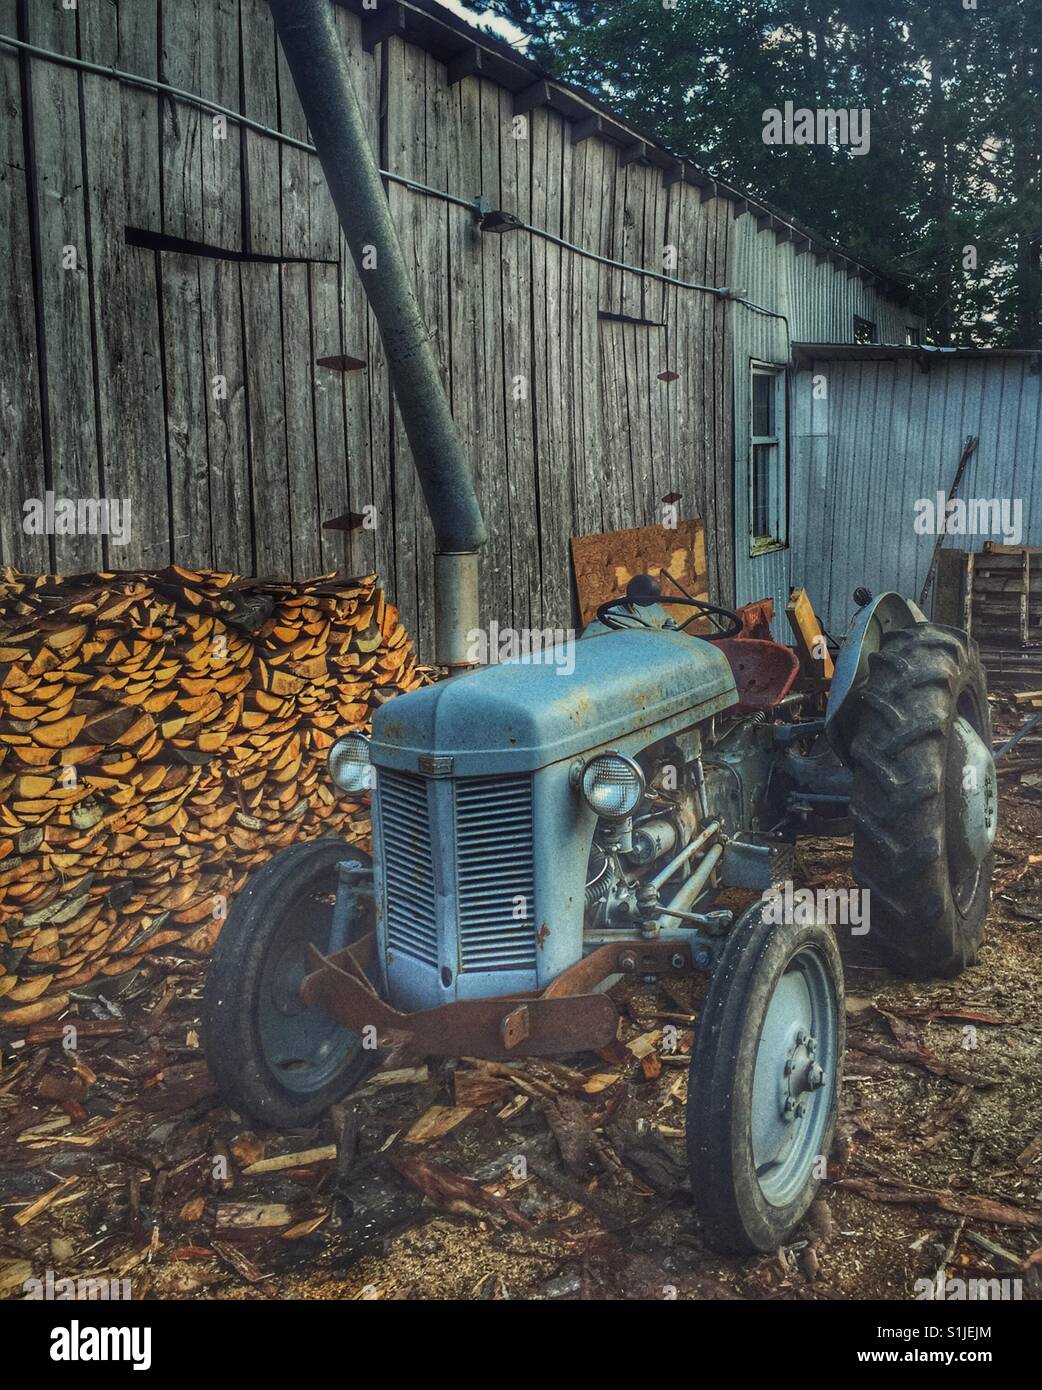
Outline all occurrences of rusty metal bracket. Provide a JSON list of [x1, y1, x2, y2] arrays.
[[542, 938, 694, 997], [300, 935, 697, 1060]]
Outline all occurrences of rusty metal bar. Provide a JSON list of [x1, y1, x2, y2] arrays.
[[300, 935, 698, 1059]]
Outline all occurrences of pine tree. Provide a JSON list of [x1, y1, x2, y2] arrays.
[[465, 0, 1039, 345]]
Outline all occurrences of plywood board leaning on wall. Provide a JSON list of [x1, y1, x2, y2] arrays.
[[570, 518, 708, 628]]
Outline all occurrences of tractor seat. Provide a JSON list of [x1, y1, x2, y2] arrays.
[[715, 637, 800, 712]]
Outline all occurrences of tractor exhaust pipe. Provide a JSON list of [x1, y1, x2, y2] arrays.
[[268, 0, 486, 671]]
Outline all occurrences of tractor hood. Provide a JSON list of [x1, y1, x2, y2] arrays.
[[371, 628, 738, 776]]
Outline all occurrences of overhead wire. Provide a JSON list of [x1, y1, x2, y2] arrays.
[[0, 30, 790, 325]]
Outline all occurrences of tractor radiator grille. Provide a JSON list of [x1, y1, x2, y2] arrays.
[[378, 770, 438, 968], [455, 774, 537, 973]]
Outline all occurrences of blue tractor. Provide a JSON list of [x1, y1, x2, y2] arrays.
[[204, 577, 996, 1252], [203, 0, 998, 1253]]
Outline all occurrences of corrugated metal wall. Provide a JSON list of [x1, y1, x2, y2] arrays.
[[790, 354, 1042, 634], [731, 216, 920, 628]]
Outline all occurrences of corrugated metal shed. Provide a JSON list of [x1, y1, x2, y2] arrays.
[[731, 223, 920, 626], [788, 345, 1042, 634]]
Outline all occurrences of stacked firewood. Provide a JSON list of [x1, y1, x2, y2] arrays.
[[0, 566, 421, 1025]]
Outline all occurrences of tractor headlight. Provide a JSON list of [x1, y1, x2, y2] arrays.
[[328, 732, 371, 793], [574, 751, 645, 819]]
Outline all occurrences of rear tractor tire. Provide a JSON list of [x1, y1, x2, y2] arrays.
[[849, 623, 996, 979]]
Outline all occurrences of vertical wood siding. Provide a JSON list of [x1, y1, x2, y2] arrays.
[[1, 0, 912, 657]]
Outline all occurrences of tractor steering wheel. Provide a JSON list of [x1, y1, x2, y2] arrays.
[[595, 575, 744, 640]]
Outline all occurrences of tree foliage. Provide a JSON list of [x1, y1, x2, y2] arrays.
[[469, 0, 1041, 345]]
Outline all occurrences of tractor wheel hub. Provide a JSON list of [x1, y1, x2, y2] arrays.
[[781, 1032, 823, 1121], [946, 715, 998, 869]]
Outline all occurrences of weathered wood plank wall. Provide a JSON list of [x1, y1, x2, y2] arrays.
[[0, 0, 46, 574], [1, 0, 742, 657]]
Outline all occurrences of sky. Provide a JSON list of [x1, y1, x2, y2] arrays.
[[437, 0, 530, 50]]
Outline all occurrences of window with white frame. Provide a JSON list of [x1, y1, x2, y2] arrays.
[[750, 363, 787, 552]]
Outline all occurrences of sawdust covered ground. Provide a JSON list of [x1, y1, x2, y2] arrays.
[[2, 716, 1041, 1301]]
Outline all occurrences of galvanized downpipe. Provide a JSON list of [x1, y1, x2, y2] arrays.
[[268, 0, 486, 671]]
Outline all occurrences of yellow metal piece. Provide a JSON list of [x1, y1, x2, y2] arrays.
[[785, 587, 835, 683]]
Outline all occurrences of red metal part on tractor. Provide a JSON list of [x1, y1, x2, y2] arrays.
[[301, 932, 696, 1060], [716, 636, 800, 712], [735, 597, 775, 639]]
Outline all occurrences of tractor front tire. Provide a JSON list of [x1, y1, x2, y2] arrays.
[[687, 903, 844, 1254], [849, 623, 995, 979], [203, 839, 374, 1128]]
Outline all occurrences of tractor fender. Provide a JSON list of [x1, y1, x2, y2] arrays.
[[825, 592, 928, 766]]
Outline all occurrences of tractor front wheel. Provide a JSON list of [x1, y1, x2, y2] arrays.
[[849, 623, 996, 978], [203, 840, 374, 1127], [687, 903, 844, 1254]]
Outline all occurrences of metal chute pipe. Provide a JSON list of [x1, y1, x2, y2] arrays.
[[268, 0, 485, 666]]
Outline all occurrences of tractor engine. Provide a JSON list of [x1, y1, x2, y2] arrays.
[[581, 734, 703, 935], [366, 626, 741, 1012], [581, 712, 782, 937]]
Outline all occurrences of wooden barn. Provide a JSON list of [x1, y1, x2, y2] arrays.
[[4, 2, 1042, 1310], [0, 0, 926, 657]]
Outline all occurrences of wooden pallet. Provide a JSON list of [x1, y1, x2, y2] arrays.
[[933, 546, 1042, 685]]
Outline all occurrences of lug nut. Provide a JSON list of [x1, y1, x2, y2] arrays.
[[806, 1063, 825, 1091], [795, 1103, 807, 1119], [670, 953, 685, 970], [620, 953, 637, 972]]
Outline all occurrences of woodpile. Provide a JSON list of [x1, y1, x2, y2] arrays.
[[0, 566, 422, 1026]]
